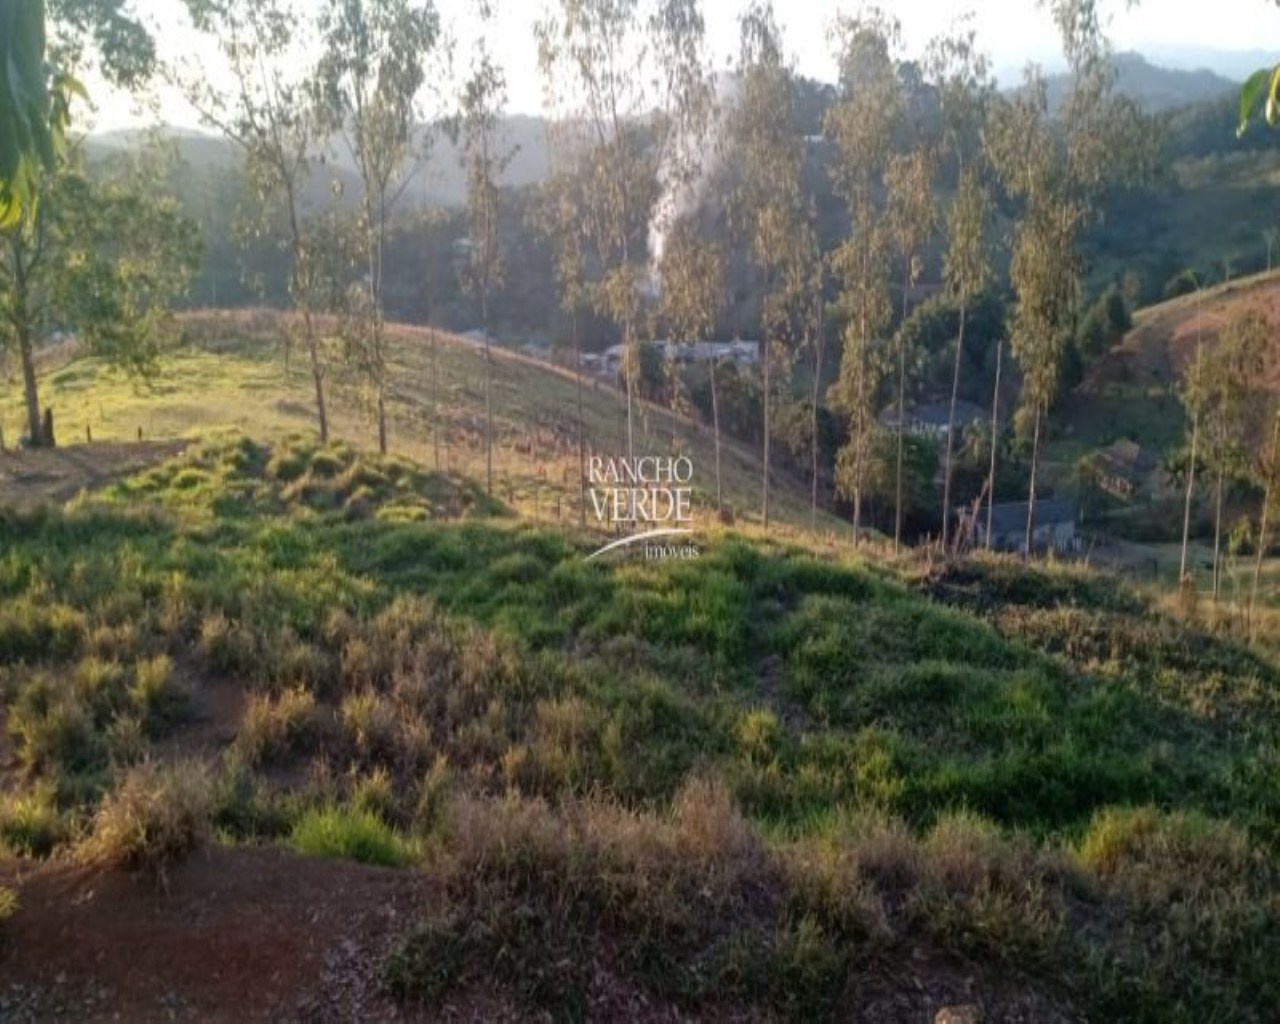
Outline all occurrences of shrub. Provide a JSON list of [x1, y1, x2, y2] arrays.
[[129, 655, 187, 732], [8, 680, 100, 776], [80, 760, 212, 878], [198, 612, 258, 678], [351, 767, 397, 823], [235, 689, 320, 766], [289, 806, 416, 867], [0, 887, 17, 926], [0, 783, 69, 857], [105, 714, 148, 768], [340, 690, 401, 764]]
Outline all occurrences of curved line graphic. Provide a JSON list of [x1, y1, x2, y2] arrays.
[[585, 528, 695, 561]]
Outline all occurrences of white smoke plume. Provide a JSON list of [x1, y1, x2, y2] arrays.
[[647, 73, 741, 298]]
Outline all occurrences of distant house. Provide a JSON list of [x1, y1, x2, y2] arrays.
[[880, 399, 988, 439], [963, 499, 1078, 554], [595, 339, 760, 379], [601, 343, 626, 377], [1091, 439, 1157, 500], [656, 339, 760, 367]]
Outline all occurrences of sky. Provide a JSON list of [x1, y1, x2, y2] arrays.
[[84, 0, 1280, 133]]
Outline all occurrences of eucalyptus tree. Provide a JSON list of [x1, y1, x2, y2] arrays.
[[1200, 312, 1268, 601], [316, 0, 443, 455], [661, 222, 725, 510], [885, 146, 934, 552], [729, 0, 807, 532], [535, 0, 709, 463], [533, 153, 593, 526], [181, 0, 337, 442], [826, 9, 901, 541], [986, 0, 1156, 554], [926, 24, 995, 548], [458, 2, 516, 496], [1251, 407, 1280, 639]]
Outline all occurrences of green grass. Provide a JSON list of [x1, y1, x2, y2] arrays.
[[0, 436, 1277, 1020], [2, 312, 841, 538], [289, 806, 417, 867]]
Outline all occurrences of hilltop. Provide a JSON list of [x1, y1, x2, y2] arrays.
[[0, 431, 1277, 1020], [1058, 269, 1280, 462]]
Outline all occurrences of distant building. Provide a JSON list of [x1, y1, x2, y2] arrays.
[[880, 399, 989, 439], [963, 499, 1078, 554], [595, 339, 760, 378], [1090, 439, 1158, 500]]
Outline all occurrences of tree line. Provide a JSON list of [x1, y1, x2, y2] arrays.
[[3, 0, 1277, 575]]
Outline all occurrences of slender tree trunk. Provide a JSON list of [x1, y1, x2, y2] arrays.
[[301, 310, 328, 444], [625, 328, 635, 464], [762, 337, 771, 532], [10, 238, 43, 447], [894, 264, 909, 554], [432, 329, 440, 471], [484, 342, 493, 494], [810, 300, 824, 533], [1250, 416, 1279, 640], [377, 382, 388, 456], [575, 314, 586, 528], [18, 324, 42, 447], [1180, 411, 1200, 582], [285, 180, 326, 445], [1181, 302, 1204, 582], [986, 338, 1002, 551], [1025, 401, 1042, 558], [1212, 463, 1225, 603], [710, 355, 722, 513], [483, 292, 493, 496], [942, 298, 968, 549]]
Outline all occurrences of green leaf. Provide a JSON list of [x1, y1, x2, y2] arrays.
[[1267, 68, 1280, 128], [1238, 68, 1269, 137]]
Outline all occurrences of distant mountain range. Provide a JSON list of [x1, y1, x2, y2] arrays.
[[87, 116, 556, 210], [84, 51, 1271, 210], [1032, 51, 1239, 112]]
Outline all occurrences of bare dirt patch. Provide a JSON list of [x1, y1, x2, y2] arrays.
[[1086, 275, 1280, 394], [0, 441, 187, 512], [0, 846, 437, 1023]]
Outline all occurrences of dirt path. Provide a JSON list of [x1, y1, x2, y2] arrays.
[[0, 846, 438, 1023], [0, 442, 188, 513]]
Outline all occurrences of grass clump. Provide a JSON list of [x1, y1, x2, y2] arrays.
[[234, 688, 322, 767], [0, 783, 70, 857], [80, 760, 212, 879], [289, 805, 416, 867]]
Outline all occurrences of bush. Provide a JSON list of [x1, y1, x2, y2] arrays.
[[129, 655, 187, 733], [80, 760, 212, 878], [289, 806, 416, 867], [8, 679, 100, 776], [0, 783, 69, 857], [234, 688, 320, 766], [0, 887, 17, 925]]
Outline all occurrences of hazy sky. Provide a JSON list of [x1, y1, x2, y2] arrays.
[[86, 0, 1280, 132]]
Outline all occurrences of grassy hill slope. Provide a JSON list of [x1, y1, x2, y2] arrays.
[[0, 309, 840, 538], [1, 437, 1278, 1019], [1056, 268, 1280, 468]]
